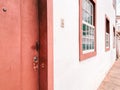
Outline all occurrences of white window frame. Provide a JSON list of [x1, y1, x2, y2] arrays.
[[113, 27, 115, 48], [82, 0, 95, 54], [105, 33, 110, 48]]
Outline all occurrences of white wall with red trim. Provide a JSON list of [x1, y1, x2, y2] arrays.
[[53, 0, 116, 90]]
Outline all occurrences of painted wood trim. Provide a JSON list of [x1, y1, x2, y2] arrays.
[[79, 0, 97, 61], [47, 0, 54, 90], [105, 15, 110, 52], [113, 26, 116, 48]]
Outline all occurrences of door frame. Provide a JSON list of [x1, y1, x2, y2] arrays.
[[39, 0, 53, 90], [46, 0, 53, 89], [20, 0, 53, 89]]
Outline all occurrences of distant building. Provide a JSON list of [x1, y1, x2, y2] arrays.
[[54, 0, 116, 90], [116, 0, 120, 15], [116, 15, 120, 58], [116, 16, 120, 31]]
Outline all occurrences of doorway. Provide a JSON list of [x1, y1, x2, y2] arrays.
[[21, 0, 48, 90], [0, 0, 53, 90]]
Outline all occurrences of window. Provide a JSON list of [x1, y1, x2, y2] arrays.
[[82, 0, 94, 53], [79, 0, 96, 60], [113, 27, 115, 48], [105, 16, 110, 51]]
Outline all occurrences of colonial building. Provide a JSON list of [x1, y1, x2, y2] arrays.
[[54, 0, 116, 90], [0, 0, 116, 90]]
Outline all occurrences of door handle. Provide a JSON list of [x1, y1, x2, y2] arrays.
[[36, 41, 40, 51], [33, 56, 38, 62], [33, 56, 39, 71]]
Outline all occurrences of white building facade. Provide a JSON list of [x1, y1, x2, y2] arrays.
[[53, 0, 116, 90]]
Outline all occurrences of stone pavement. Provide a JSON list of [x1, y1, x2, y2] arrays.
[[98, 59, 120, 90]]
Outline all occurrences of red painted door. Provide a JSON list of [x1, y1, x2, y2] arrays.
[[0, 0, 48, 90], [38, 0, 48, 90], [21, 0, 40, 90], [0, 0, 21, 90], [21, 0, 48, 90]]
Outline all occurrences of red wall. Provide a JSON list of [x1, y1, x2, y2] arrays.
[[0, 0, 21, 90]]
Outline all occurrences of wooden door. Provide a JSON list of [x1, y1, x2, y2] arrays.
[[21, 0, 39, 90], [0, 1, 21, 90], [38, 0, 48, 90], [0, 0, 49, 90], [21, 0, 48, 90]]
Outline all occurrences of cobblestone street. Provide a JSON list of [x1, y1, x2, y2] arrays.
[[98, 59, 120, 90]]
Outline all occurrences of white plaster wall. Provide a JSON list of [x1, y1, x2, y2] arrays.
[[53, 0, 116, 90], [116, 22, 120, 31]]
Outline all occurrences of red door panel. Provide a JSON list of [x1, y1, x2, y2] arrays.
[[0, 0, 49, 90], [21, 0, 48, 90], [21, 0, 39, 90], [38, 0, 48, 90], [0, 0, 21, 90]]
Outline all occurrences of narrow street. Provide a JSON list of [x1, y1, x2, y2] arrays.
[[98, 58, 120, 90]]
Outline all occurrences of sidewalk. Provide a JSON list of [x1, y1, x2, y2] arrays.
[[98, 59, 120, 90]]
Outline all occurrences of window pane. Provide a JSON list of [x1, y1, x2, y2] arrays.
[[82, 44, 86, 50], [91, 4, 93, 15], [92, 40, 94, 49], [87, 44, 89, 50], [90, 43, 92, 49], [92, 44, 94, 49], [90, 16, 92, 24], [88, 14, 90, 23], [82, 0, 95, 52], [82, 0, 85, 8], [87, 26, 89, 35], [88, 2, 91, 14], [83, 32, 86, 35], [105, 33, 109, 48], [82, 24, 86, 31]]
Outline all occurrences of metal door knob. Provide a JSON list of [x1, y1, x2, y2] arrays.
[[33, 56, 39, 71], [33, 56, 38, 62]]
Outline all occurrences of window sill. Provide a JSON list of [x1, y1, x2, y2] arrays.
[[83, 49, 94, 54], [80, 51, 96, 61], [105, 47, 110, 52]]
